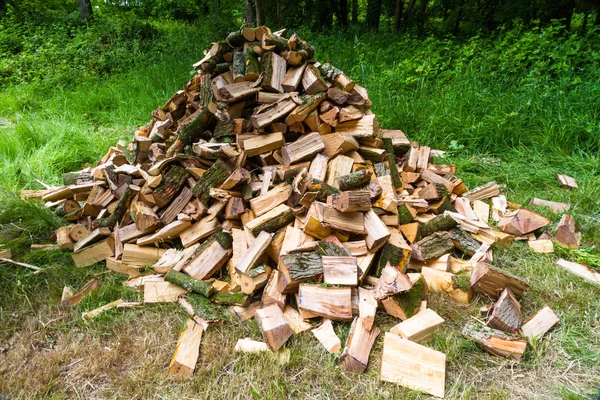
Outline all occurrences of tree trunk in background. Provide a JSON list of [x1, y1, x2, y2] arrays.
[[394, 0, 404, 32], [402, 0, 417, 31], [451, 0, 464, 36], [245, 0, 256, 27], [78, 0, 93, 20], [0, 0, 5, 15], [366, 0, 382, 30], [255, 0, 265, 26], [481, 0, 498, 33], [351, 0, 358, 23], [417, 0, 428, 36], [581, 11, 589, 33], [339, 0, 348, 26], [318, 0, 334, 29], [276, 0, 281, 26]]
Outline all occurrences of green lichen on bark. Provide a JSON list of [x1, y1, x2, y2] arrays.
[[165, 269, 215, 298], [191, 159, 234, 204], [183, 293, 229, 321]]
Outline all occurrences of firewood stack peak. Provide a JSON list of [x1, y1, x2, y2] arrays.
[[25, 26, 567, 398]]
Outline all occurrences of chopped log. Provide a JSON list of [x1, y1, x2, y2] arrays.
[[235, 338, 269, 353], [312, 319, 341, 354], [327, 191, 371, 214], [335, 114, 378, 138], [260, 51, 286, 93], [71, 237, 115, 267], [320, 203, 365, 234], [373, 264, 413, 300], [375, 228, 412, 275], [224, 197, 245, 220], [521, 305, 559, 340], [555, 214, 581, 249], [153, 166, 190, 207], [285, 93, 326, 125], [165, 269, 215, 298], [239, 265, 271, 294], [82, 299, 125, 320], [144, 280, 186, 303], [557, 174, 578, 189], [555, 258, 600, 287], [211, 290, 249, 306], [301, 64, 327, 94], [243, 132, 285, 157], [282, 305, 312, 333], [380, 333, 446, 398], [244, 50, 261, 81], [281, 63, 307, 92], [530, 197, 570, 213], [106, 257, 140, 278], [61, 279, 101, 306], [69, 224, 89, 242], [179, 216, 221, 247], [298, 284, 352, 321], [230, 301, 261, 321], [235, 231, 272, 273], [262, 269, 287, 309], [498, 208, 550, 236], [462, 322, 527, 360], [462, 181, 500, 202], [448, 227, 482, 256], [255, 304, 293, 351], [278, 251, 323, 293], [473, 200, 490, 222], [122, 243, 166, 267], [133, 201, 162, 233], [364, 210, 391, 251], [191, 159, 235, 204], [357, 287, 377, 330], [339, 317, 380, 373], [281, 132, 325, 167], [251, 98, 297, 129], [390, 308, 444, 343], [418, 215, 458, 240], [94, 186, 136, 229], [168, 319, 203, 377], [380, 273, 428, 319], [528, 239, 554, 253], [470, 262, 529, 299], [245, 203, 294, 236], [249, 183, 291, 217], [411, 231, 453, 262], [180, 293, 229, 323], [486, 287, 521, 333], [73, 227, 111, 252], [315, 239, 352, 258], [336, 169, 371, 191], [322, 256, 358, 286], [181, 231, 233, 280]]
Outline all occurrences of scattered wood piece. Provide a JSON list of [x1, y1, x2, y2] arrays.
[[462, 322, 527, 360], [168, 319, 203, 377], [521, 305, 559, 340], [256, 304, 293, 351], [82, 299, 125, 320], [486, 288, 522, 333], [322, 256, 358, 286], [298, 284, 352, 321], [528, 239, 554, 253], [530, 197, 570, 214], [556, 174, 577, 189], [144, 280, 186, 303], [470, 262, 529, 299], [556, 258, 600, 287], [312, 319, 341, 354], [389, 308, 445, 343], [339, 317, 380, 373], [555, 214, 581, 249], [498, 208, 550, 236], [235, 338, 269, 353]]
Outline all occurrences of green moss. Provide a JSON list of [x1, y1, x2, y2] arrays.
[[396, 277, 425, 318], [454, 272, 472, 292]]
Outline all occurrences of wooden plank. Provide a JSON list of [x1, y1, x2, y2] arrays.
[[144, 280, 186, 303], [390, 308, 445, 343], [235, 231, 272, 273], [298, 284, 352, 321], [322, 256, 358, 286], [249, 183, 292, 217], [556, 258, 600, 287], [122, 244, 166, 267], [521, 305, 559, 340], [380, 333, 446, 398], [168, 319, 203, 377], [71, 237, 115, 267]]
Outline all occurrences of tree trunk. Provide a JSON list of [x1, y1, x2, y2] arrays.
[[451, 0, 464, 36], [351, 0, 358, 23], [394, 0, 404, 32], [402, 0, 417, 31], [366, 0, 382, 30], [244, 0, 256, 27], [255, 0, 265, 26], [417, 0, 428, 36], [276, 0, 281, 26], [318, 0, 334, 29], [0, 0, 6, 15], [581, 11, 589, 33], [595, 9, 600, 26], [338, 0, 348, 26], [78, 0, 93, 20]]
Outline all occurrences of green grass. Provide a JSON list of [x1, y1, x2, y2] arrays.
[[1, 21, 600, 399]]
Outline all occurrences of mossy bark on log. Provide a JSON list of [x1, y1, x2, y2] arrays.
[[264, 33, 289, 52], [395, 274, 426, 318], [216, 62, 230, 75], [431, 196, 456, 215], [319, 63, 343, 80], [153, 165, 190, 208], [249, 208, 295, 236], [242, 183, 254, 201], [211, 290, 249, 306], [191, 159, 235, 204], [315, 241, 352, 257], [281, 251, 323, 281], [419, 214, 458, 240], [294, 35, 315, 60], [95, 186, 134, 228], [165, 269, 215, 298], [375, 242, 412, 276], [232, 51, 245, 82], [358, 147, 385, 163], [374, 161, 390, 177], [449, 228, 481, 256], [244, 49, 261, 80], [337, 169, 371, 191], [383, 138, 402, 192], [226, 30, 246, 47], [177, 107, 215, 146], [213, 119, 235, 139], [183, 293, 229, 321], [412, 231, 454, 261], [397, 204, 414, 225], [307, 179, 340, 200], [63, 171, 91, 186]]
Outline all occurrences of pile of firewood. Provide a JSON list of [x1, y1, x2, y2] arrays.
[[20, 26, 589, 398]]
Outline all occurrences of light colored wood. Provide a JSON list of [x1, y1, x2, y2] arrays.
[[318, 202, 365, 234], [421, 267, 472, 304], [312, 319, 341, 354], [326, 155, 354, 189], [71, 237, 115, 268], [462, 322, 527, 360], [106, 257, 140, 278], [136, 220, 192, 246], [358, 287, 377, 330], [301, 64, 327, 94], [249, 183, 292, 217], [144, 280, 186, 303], [262, 269, 287, 310], [416, 146, 431, 171], [530, 197, 570, 213], [322, 256, 358, 286], [179, 216, 220, 247], [557, 174, 578, 189], [321, 133, 359, 158], [473, 200, 490, 223], [230, 301, 261, 321], [521, 305, 559, 340], [183, 238, 231, 280], [528, 239, 554, 253], [281, 63, 307, 92], [73, 227, 111, 252], [462, 181, 500, 202], [243, 132, 285, 157], [55, 226, 74, 250], [280, 226, 306, 256], [339, 317, 380, 373], [470, 262, 529, 299], [555, 214, 581, 249], [390, 308, 445, 343], [364, 210, 391, 251], [308, 153, 329, 181], [168, 319, 203, 377], [281, 132, 325, 167], [255, 304, 293, 351], [0, 248, 13, 259], [121, 244, 166, 267], [234, 338, 269, 353], [556, 258, 600, 287], [344, 240, 367, 256], [298, 284, 353, 321], [328, 191, 371, 213], [235, 231, 272, 273], [380, 333, 446, 398], [374, 265, 413, 300], [245, 203, 293, 236], [335, 114, 378, 138], [251, 98, 297, 129], [498, 208, 551, 236], [283, 305, 312, 333], [82, 299, 125, 320]]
